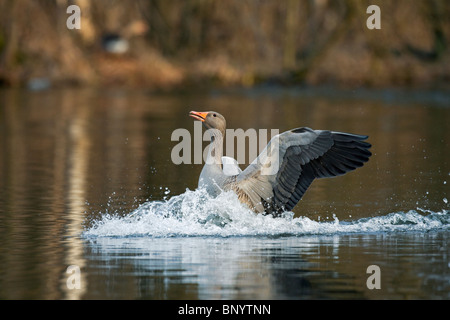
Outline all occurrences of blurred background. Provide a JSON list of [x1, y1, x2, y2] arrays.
[[0, 0, 449, 300], [0, 0, 449, 90]]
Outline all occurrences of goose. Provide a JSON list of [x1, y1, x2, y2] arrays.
[[189, 110, 371, 216]]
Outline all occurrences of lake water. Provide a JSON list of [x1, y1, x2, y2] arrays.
[[0, 86, 448, 300]]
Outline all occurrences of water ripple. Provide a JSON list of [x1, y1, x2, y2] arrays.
[[83, 188, 450, 238]]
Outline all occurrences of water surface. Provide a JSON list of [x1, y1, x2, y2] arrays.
[[0, 87, 448, 299]]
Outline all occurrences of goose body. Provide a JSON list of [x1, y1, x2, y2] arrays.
[[189, 111, 372, 216]]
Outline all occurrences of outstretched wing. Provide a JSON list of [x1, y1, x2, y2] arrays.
[[226, 127, 372, 216]]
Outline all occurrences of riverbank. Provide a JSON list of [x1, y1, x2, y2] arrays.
[[1, 1, 449, 91]]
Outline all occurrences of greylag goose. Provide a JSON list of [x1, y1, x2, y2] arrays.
[[189, 111, 371, 216]]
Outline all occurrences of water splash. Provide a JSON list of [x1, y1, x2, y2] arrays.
[[83, 188, 449, 238]]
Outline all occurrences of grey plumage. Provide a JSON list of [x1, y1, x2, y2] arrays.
[[189, 111, 372, 217]]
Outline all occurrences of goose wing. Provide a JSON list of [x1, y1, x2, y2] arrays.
[[225, 127, 371, 216]]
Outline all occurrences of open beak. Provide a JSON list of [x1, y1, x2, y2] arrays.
[[189, 111, 208, 122]]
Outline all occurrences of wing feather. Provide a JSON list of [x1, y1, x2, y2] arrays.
[[224, 127, 371, 216]]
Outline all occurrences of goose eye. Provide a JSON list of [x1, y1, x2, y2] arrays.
[[213, 114, 217, 117]]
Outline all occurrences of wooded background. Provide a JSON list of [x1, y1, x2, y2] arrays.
[[0, 0, 449, 89]]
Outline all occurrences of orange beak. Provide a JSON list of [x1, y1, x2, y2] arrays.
[[189, 111, 208, 122]]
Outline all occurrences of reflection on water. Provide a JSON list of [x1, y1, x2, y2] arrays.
[[0, 87, 448, 299], [83, 232, 449, 299]]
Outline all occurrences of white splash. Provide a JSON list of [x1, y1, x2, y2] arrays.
[[83, 188, 450, 238]]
